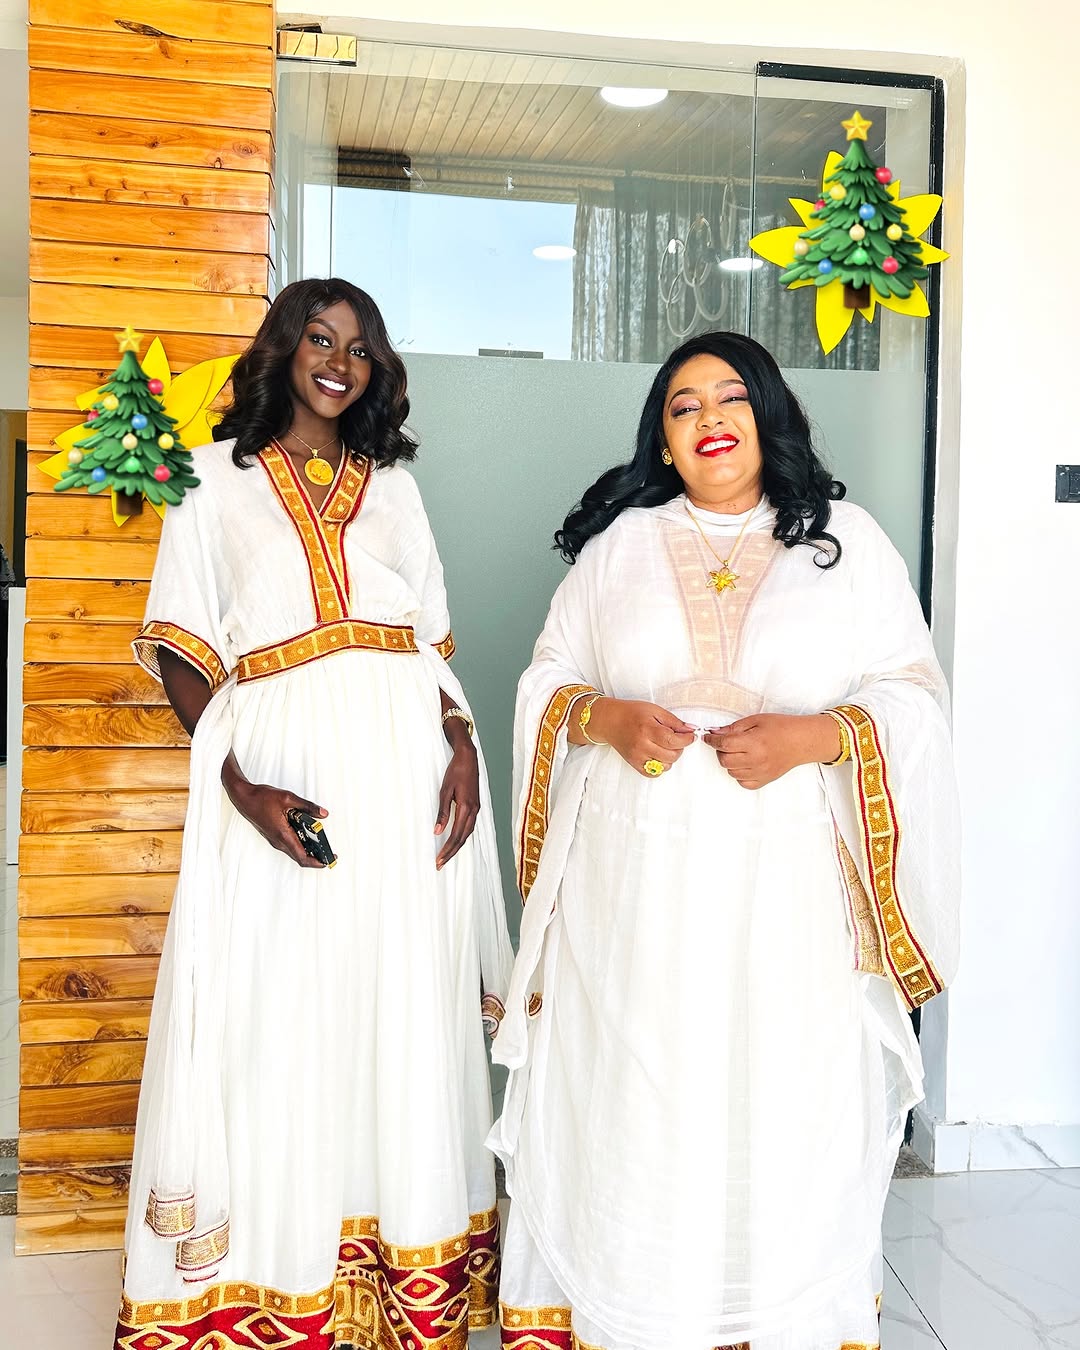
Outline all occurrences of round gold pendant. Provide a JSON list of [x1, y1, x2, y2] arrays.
[[304, 456, 335, 486]]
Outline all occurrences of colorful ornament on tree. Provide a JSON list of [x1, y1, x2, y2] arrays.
[[131, 413, 148, 430], [154, 465, 172, 482], [121, 433, 138, 450], [158, 433, 174, 449], [102, 394, 119, 411], [67, 449, 83, 465], [748, 110, 949, 353], [148, 378, 164, 395]]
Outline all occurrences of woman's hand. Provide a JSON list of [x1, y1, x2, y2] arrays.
[[704, 713, 841, 791], [435, 735, 480, 870], [584, 698, 695, 778], [222, 755, 330, 868]]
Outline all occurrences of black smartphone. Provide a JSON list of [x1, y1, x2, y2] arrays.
[[286, 808, 337, 868]]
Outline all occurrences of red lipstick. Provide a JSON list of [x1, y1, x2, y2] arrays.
[[695, 434, 738, 457]]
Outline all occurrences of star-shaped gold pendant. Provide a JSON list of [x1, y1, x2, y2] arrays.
[[708, 565, 739, 593]]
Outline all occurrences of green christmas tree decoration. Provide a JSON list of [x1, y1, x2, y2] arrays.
[[779, 111, 930, 310], [54, 326, 200, 516]]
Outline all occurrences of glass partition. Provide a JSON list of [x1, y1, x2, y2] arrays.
[[276, 43, 939, 923]]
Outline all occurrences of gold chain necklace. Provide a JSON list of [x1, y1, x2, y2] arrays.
[[284, 430, 340, 486], [684, 498, 758, 593]]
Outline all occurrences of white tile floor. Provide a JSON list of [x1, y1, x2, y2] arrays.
[[1, 1168, 1078, 1349]]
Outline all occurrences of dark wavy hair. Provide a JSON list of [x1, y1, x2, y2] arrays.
[[555, 332, 845, 567], [213, 277, 417, 468]]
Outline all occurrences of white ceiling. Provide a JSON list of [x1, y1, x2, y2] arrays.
[[0, 46, 27, 299]]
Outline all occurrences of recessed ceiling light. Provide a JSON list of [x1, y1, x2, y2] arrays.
[[600, 86, 668, 109], [532, 244, 577, 261], [719, 257, 764, 272]]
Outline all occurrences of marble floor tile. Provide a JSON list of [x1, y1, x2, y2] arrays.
[[884, 1169, 1080, 1349], [881, 1262, 944, 1347]]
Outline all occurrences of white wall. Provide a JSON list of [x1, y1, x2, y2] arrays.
[[0, 298, 27, 412], [293, 0, 1080, 1162]]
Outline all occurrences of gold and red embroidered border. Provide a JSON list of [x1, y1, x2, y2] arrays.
[[481, 993, 506, 1035], [144, 1188, 196, 1238], [237, 619, 418, 683], [134, 620, 227, 691], [177, 1218, 230, 1281], [834, 703, 943, 1010], [117, 1209, 498, 1350], [260, 446, 371, 623], [517, 683, 595, 901], [434, 631, 456, 661]]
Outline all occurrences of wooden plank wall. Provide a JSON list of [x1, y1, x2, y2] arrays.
[[19, 0, 275, 1255]]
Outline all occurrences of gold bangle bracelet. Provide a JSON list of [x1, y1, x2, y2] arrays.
[[577, 693, 606, 746], [442, 707, 474, 738], [824, 710, 852, 766]]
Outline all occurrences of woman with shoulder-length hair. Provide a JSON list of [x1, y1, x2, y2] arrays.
[[114, 278, 513, 1350], [490, 331, 959, 1350]]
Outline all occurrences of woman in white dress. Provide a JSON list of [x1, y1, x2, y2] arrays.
[[114, 278, 514, 1350], [490, 332, 959, 1350]]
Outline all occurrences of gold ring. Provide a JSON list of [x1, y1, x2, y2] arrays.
[[643, 759, 665, 777]]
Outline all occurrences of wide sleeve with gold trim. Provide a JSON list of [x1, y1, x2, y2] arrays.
[[820, 510, 960, 1013], [133, 468, 233, 690]]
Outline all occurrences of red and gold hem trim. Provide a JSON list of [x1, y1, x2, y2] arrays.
[[134, 621, 227, 692], [144, 1188, 195, 1239], [116, 1207, 499, 1350], [517, 683, 596, 901], [500, 1305, 878, 1350], [237, 619, 418, 683], [833, 703, 944, 1010], [434, 631, 456, 661]]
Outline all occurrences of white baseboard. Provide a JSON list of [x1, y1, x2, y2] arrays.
[[911, 1103, 1080, 1173]]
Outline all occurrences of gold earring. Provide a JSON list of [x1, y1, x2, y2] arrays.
[[661, 447, 673, 465]]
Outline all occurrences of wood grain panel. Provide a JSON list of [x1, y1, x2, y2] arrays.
[[31, 282, 267, 336], [31, 239, 271, 295], [20, 873, 174, 918], [30, 68, 273, 131], [30, 324, 249, 371], [25, 663, 167, 706], [24, 622, 143, 664], [27, 410, 86, 449], [32, 196, 269, 254], [28, 493, 161, 542], [31, 153, 272, 212], [30, 110, 272, 173], [20, 956, 165, 1002], [22, 789, 188, 832], [28, 364, 112, 411], [20, 1082, 142, 1129], [27, 579, 149, 621], [30, 0, 273, 46], [19, 1165, 131, 1213], [20, 915, 169, 958], [29, 27, 273, 89], [24, 705, 186, 749], [23, 747, 189, 791], [20, 829, 184, 876], [29, 451, 72, 493], [27, 536, 166, 579], [22, 1040, 147, 1087], [19, 1127, 136, 1168], [15, 1207, 127, 1255], [20, 1001, 153, 1044]]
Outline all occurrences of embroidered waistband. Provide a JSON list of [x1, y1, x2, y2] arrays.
[[237, 619, 418, 683]]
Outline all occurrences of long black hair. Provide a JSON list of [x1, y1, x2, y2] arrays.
[[555, 332, 845, 567], [213, 277, 417, 468]]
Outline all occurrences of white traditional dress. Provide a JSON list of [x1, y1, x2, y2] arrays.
[[490, 497, 960, 1350], [115, 440, 514, 1350]]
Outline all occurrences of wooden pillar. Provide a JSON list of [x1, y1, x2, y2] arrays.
[[19, 0, 275, 1254]]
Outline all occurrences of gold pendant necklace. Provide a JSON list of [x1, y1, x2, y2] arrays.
[[285, 430, 340, 486], [684, 499, 758, 593]]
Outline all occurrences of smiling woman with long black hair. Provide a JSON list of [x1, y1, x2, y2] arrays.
[[113, 278, 513, 1350], [491, 331, 960, 1350]]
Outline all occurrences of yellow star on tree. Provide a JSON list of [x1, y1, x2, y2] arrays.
[[749, 151, 949, 354], [841, 110, 873, 141], [117, 325, 143, 353]]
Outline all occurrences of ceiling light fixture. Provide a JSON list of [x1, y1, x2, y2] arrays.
[[719, 257, 764, 273], [600, 86, 668, 109], [532, 245, 577, 261]]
